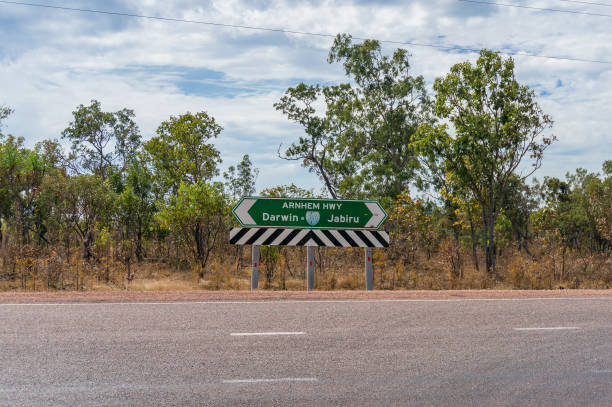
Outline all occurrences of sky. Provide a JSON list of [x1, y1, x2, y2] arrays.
[[0, 0, 610, 194]]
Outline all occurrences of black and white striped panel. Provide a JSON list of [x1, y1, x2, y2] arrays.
[[229, 228, 389, 247]]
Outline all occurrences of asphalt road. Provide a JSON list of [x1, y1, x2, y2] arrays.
[[1, 297, 611, 406]]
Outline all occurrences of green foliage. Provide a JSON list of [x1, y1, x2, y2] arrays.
[[326, 34, 436, 199], [61, 100, 141, 178], [275, 34, 435, 200], [116, 159, 156, 260], [391, 192, 468, 281], [533, 166, 611, 250], [145, 111, 222, 194], [432, 49, 555, 273], [274, 83, 346, 198], [0, 135, 53, 244], [260, 183, 316, 198], [588, 164, 612, 242], [157, 181, 228, 271], [224, 154, 259, 200], [389, 190, 440, 262], [0, 104, 13, 133]]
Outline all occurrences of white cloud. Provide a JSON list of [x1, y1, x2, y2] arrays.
[[1, 0, 611, 195]]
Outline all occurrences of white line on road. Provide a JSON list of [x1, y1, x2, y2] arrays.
[[1, 297, 610, 306], [514, 327, 581, 331], [230, 332, 305, 336], [223, 378, 317, 384]]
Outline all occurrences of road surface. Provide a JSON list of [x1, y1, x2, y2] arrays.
[[1, 296, 611, 406]]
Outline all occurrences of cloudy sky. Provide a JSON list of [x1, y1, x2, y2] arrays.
[[1, 0, 610, 193]]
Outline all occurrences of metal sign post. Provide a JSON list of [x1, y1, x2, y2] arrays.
[[307, 246, 315, 291], [251, 245, 260, 290], [365, 247, 373, 291]]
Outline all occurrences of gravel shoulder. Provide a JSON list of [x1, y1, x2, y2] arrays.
[[0, 289, 610, 303]]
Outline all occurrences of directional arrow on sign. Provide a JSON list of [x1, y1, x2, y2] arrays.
[[232, 197, 257, 226], [231, 197, 388, 230]]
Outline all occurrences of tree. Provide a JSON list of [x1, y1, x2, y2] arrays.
[[274, 83, 346, 198], [326, 34, 436, 200], [0, 105, 14, 248], [144, 111, 222, 194], [535, 167, 610, 252], [61, 100, 141, 179], [260, 183, 316, 199], [115, 158, 156, 261], [275, 34, 435, 201], [224, 154, 259, 200], [0, 105, 12, 131], [588, 161, 612, 243], [144, 111, 225, 273], [495, 175, 539, 254], [54, 174, 116, 260], [157, 181, 227, 274], [0, 136, 50, 245], [432, 50, 554, 274]]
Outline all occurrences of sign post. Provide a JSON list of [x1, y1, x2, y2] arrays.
[[365, 247, 373, 291], [251, 245, 260, 290], [307, 247, 315, 291]]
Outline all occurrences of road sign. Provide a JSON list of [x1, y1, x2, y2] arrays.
[[229, 228, 390, 247], [231, 197, 388, 230]]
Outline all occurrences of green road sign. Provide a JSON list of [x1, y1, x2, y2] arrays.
[[231, 197, 388, 230]]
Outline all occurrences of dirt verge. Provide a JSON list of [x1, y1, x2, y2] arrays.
[[0, 289, 610, 303]]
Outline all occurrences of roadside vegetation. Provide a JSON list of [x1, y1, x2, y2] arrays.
[[0, 35, 610, 291]]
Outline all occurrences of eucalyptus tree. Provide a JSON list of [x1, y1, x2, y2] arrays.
[[535, 165, 611, 253], [432, 50, 554, 274], [0, 109, 61, 248], [588, 162, 612, 245], [0, 105, 13, 248], [145, 111, 225, 272], [274, 83, 349, 199], [144, 111, 222, 195], [116, 157, 156, 261], [0, 135, 52, 245], [326, 34, 436, 200], [61, 100, 141, 179], [276, 34, 436, 201], [223, 154, 259, 200], [54, 174, 116, 260], [157, 181, 227, 274], [260, 183, 316, 199], [0, 105, 12, 129]]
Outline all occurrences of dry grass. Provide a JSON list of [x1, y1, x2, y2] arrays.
[[127, 278, 198, 291], [0, 242, 610, 292]]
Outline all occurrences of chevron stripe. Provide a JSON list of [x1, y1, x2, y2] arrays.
[[229, 228, 389, 247]]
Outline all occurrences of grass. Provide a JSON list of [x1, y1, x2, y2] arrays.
[[1, 243, 610, 291]]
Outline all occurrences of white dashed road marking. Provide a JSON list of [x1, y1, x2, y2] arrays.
[[222, 378, 318, 384], [514, 327, 581, 331], [230, 332, 305, 336]]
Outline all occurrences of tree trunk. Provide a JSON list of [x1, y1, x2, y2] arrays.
[[136, 218, 143, 262], [485, 221, 495, 275], [469, 215, 479, 271], [194, 224, 211, 278], [482, 207, 496, 275], [83, 231, 93, 260], [281, 264, 286, 290], [452, 225, 462, 278]]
